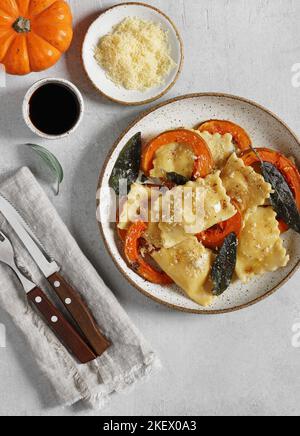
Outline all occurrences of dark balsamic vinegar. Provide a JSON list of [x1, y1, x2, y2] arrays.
[[29, 83, 80, 136]]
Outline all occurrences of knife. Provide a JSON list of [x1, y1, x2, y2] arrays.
[[0, 230, 96, 364], [0, 194, 111, 357]]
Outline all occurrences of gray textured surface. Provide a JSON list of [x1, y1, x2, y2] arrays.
[[0, 0, 300, 417]]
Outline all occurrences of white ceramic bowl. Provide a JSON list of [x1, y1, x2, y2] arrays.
[[23, 78, 84, 140], [97, 93, 300, 314], [82, 2, 183, 106]]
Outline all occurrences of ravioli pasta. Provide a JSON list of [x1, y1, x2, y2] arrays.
[[155, 171, 236, 243], [116, 122, 296, 308], [151, 237, 214, 306], [221, 153, 272, 212], [150, 131, 235, 178], [150, 142, 195, 179], [118, 183, 151, 229], [143, 222, 164, 249], [187, 172, 237, 232], [235, 207, 290, 283], [158, 222, 194, 249], [198, 131, 235, 169]]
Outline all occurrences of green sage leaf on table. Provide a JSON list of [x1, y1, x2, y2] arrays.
[[166, 172, 189, 186], [109, 132, 142, 195], [211, 233, 238, 296], [26, 143, 64, 195], [260, 162, 300, 233]]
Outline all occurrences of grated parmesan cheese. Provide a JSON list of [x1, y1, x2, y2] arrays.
[[94, 17, 176, 91]]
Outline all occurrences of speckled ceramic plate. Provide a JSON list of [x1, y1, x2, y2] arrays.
[[82, 2, 183, 106], [97, 93, 300, 314]]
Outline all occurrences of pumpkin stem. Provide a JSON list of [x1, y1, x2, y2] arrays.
[[13, 17, 31, 33]]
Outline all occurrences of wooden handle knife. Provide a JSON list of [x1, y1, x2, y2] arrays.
[[0, 194, 111, 358], [28, 287, 97, 364], [48, 273, 111, 356]]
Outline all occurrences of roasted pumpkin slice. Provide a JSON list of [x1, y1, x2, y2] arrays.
[[141, 129, 213, 179], [124, 222, 173, 285], [197, 201, 242, 250]]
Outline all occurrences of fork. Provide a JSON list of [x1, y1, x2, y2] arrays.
[[0, 231, 97, 363]]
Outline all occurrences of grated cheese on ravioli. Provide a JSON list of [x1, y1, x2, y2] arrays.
[[235, 207, 290, 283], [151, 237, 214, 306], [154, 171, 236, 243], [221, 153, 272, 213], [118, 183, 151, 229], [143, 222, 163, 249], [158, 222, 194, 249], [198, 131, 235, 169], [150, 142, 195, 179]]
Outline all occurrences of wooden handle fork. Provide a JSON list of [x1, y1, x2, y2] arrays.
[[48, 273, 111, 356], [28, 287, 97, 364]]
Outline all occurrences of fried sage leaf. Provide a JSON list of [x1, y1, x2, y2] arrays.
[[211, 233, 238, 296], [166, 172, 189, 186], [137, 172, 162, 186], [109, 132, 142, 195], [261, 162, 300, 233]]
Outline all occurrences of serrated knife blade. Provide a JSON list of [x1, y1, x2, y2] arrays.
[[0, 193, 111, 357], [0, 195, 59, 277], [0, 230, 97, 364]]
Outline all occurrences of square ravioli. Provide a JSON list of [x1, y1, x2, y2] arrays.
[[150, 142, 195, 179], [235, 206, 290, 283], [221, 153, 272, 212], [156, 171, 237, 242], [199, 130, 235, 169], [143, 222, 164, 248], [118, 183, 151, 229], [158, 221, 194, 248], [151, 237, 214, 306], [118, 184, 161, 230]]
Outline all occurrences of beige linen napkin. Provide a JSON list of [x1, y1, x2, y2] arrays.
[[0, 167, 160, 409]]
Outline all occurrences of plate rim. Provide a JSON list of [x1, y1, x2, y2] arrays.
[[81, 2, 184, 106], [97, 92, 300, 314]]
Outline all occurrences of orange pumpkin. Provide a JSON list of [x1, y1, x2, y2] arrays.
[[0, 0, 73, 75]]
